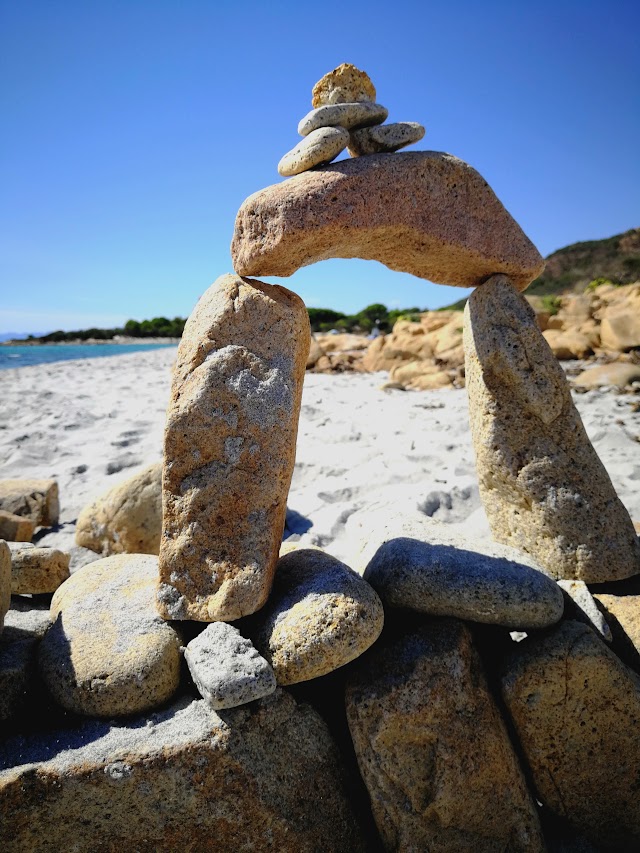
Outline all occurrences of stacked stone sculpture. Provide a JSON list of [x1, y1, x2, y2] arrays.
[[278, 62, 425, 176], [2, 64, 640, 852]]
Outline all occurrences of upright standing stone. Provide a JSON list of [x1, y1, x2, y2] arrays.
[[464, 275, 640, 583], [158, 274, 310, 622]]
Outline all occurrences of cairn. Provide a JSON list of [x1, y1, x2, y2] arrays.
[[278, 62, 425, 176]]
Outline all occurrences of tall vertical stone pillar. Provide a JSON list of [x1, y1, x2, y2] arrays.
[[157, 274, 310, 621]]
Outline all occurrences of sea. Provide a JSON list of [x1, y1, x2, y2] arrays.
[[0, 343, 177, 371]]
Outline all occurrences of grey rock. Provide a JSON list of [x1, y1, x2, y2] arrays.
[[298, 102, 388, 136], [185, 622, 276, 710], [557, 580, 612, 641], [278, 126, 349, 177], [348, 121, 425, 156], [363, 515, 564, 629], [0, 598, 50, 722], [0, 691, 366, 852]]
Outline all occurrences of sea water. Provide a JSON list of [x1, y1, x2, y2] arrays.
[[0, 343, 177, 370]]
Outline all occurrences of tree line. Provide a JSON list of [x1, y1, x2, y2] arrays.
[[29, 303, 430, 343]]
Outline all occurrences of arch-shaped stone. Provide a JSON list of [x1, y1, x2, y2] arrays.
[[231, 152, 544, 291]]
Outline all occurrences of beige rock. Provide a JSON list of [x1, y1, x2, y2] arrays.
[[346, 620, 544, 852], [158, 274, 310, 622], [557, 579, 611, 641], [0, 691, 365, 852], [75, 461, 162, 556], [0, 478, 59, 527], [278, 126, 349, 177], [0, 510, 34, 542], [312, 62, 376, 107], [501, 620, 640, 849], [599, 283, 640, 350], [389, 361, 453, 389], [249, 548, 384, 685], [348, 121, 425, 156], [542, 328, 596, 359], [298, 101, 388, 136], [0, 541, 9, 634], [314, 332, 370, 353], [10, 545, 70, 594], [306, 335, 325, 368], [232, 152, 544, 290], [593, 575, 640, 665], [39, 554, 181, 717], [573, 361, 640, 389], [464, 275, 640, 582]]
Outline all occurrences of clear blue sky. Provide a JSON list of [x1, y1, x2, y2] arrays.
[[2, 0, 639, 333]]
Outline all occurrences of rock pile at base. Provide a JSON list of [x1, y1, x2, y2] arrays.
[[0, 479, 59, 528], [278, 63, 424, 177]]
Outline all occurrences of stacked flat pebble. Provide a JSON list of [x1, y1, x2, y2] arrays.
[[277, 63, 424, 178]]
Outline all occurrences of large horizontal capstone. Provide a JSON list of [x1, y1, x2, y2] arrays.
[[231, 152, 544, 290]]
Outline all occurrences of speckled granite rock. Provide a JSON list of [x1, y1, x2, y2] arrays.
[[363, 523, 564, 629], [558, 579, 611, 641], [298, 102, 388, 136], [9, 544, 70, 594], [0, 541, 10, 634], [278, 126, 349, 177], [501, 620, 640, 850], [0, 510, 34, 542], [158, 274, 310, 622], [0, 479, 59, 527], [232, 152, 544, 290], [249, 549, 384, 685], [0, 597, 51, 722], [346, 620, 544, 852], [312, 63, 376, 107], [75, 462, 162, 556], [39, 554, 181, 717], [348, 121, 425, 155], [184, 622, 276, 709], [0, 691, 366, 852], [464, 275, 640, 582]]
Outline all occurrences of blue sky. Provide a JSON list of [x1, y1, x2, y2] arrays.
[[2, 0, 639, 333]]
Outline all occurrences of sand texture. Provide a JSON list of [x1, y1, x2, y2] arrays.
[[0, 347, 638, 572]]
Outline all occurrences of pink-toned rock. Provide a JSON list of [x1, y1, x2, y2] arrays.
[[158, 274, 310, 622], [231, 152, 544, 291]]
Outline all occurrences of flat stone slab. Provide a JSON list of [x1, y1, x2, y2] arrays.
[[363, 521, 564, 630], [348, 121, 425, 155], [249, 548, 384, 685], [231, 152, 544, 290], [39, 554, 181, 717], [158, 274, 310, 622], [184, 622, 276, 709], [298, 101, 388, 136], [0, 691, 365, 852]]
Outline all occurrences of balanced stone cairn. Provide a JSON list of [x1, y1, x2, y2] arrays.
[[278, 63, 425, 176], [3, 65, 640, 853]]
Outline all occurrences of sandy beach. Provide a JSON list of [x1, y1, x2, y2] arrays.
[[1, 346, 638, 565]]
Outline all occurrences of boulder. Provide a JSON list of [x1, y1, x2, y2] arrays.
[[363, 524, 564, 630], [231, 152, 544, 290], [0, 691, 365, 852], [158, 274, 310, 622], [464, 275, 640, 582], [184, 622, 276, 710], [599, 283, 640, 350], [501, 621, 640, 849], [573, 361, 640, 389], [9, 544, 70, 594], [0, 479, 59, 527], [0, 510, 34, 542], [542, 328, 596, 359], [345, 620, 544, 852], [39, 554, 181, 717], [306, 335, 326, 368], [75, 461, 162, 556], [249, 548, 384, 685]]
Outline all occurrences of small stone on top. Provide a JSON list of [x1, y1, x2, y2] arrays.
[[312, 63, 376, 107]]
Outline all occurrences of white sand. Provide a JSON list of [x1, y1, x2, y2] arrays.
[[0, 347, 638, 565]]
